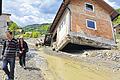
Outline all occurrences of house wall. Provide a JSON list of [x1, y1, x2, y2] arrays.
[[69, 0, 114, 40], [56, 9, 70, 46], [0, 15, 8, 39], [0, 15, 10, 39], [0, 14, 11, 58]]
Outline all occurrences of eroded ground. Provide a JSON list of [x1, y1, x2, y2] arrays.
[[1, 40, 120, 80], [38, 48, 120, 80]]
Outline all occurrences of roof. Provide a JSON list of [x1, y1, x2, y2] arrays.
[[2, 13, 11, 16], [97, 0, 119, 20], [49, 0, 120, 33]]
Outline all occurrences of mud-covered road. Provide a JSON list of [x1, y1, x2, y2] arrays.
[[37, 48, 120, 80], [1, 39, 120, 80], [0, 48, 44, 80]]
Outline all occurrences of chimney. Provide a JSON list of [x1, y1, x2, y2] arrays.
[[0, 0, 2, 15]]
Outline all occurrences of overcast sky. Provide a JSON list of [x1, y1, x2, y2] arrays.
[[2, 0, 120, 27]]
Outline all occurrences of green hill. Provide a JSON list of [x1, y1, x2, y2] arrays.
[[23, 23, 51, 35], [22, 23, 51, 38], [117, 8, 120, 13]]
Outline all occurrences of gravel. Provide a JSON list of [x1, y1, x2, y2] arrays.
[[0, 48, 45, 80]]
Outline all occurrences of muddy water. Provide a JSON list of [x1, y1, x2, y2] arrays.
[[37, 48, 120, 80]]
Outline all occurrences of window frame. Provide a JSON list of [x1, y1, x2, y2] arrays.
[[86, 19, 97, 30], [85, 2, 94, 12]]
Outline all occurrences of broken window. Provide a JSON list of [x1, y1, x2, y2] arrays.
[[86, 19, 96, 30], [85, 3, 94, 12]]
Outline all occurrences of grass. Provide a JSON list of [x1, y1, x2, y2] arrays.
[[116, 34, 120, 39]]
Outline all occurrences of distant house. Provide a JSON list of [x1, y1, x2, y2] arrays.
[[0, 0, 11, 57], [0, 13, 11, 39], [49, 0, 119, 51], [0, 0, 11, 39], [0, 13, 11, 58], [114, 24, 120, 34]]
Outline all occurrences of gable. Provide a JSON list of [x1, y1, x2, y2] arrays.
[[95, 0, 119, 20]]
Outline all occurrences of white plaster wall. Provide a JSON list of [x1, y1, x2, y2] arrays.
[[57, 9, 70, 46], [0, 15, 9, 39]]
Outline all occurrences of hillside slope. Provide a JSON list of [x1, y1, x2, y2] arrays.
[[23, 23, 51, 35]]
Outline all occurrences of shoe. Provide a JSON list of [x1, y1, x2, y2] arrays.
[[19, 64, 23, 68], [4, 75, 9, 80], [23, 66, 26, 69], [5, 76, 10, 80]]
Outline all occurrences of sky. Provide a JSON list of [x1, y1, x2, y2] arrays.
[[2, 0, 120, 27]]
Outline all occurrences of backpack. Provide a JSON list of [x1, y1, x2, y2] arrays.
[[23, 41, 29, 52]]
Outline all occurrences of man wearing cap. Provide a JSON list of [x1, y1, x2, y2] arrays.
[[2, 30, 19, 80]]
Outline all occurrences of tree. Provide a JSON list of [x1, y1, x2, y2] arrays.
[[113, 16, 120, 25], [113, 8, 120, 25], [8, 22, 19, 36], [117, 8, 120, 13]]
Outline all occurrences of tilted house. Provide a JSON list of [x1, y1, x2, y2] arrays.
[[49, 0, 119, 51]]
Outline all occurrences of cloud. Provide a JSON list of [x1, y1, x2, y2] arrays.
[[104, 0, 120, 9], [3, 0, 62, 27], [2, 0, 119, 27]]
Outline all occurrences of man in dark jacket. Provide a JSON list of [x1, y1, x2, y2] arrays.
[[2, 30, 19, 80]]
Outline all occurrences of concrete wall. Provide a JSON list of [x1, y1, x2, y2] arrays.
[[0, 14, 10, 56], [0, 15, 10, 39], [57, 9, 70, 46], [70, 0, 114, 41]]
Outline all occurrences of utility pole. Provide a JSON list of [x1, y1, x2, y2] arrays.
[[0, 0, 2, 15]]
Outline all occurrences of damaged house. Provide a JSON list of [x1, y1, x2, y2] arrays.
[[0, 0, 11, 39], [0, 13, 11, 39], [49, 0, 119, 51]]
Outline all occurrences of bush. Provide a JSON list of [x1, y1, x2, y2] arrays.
[[23, 33, 31, 38], [31, 31, 40, 38]]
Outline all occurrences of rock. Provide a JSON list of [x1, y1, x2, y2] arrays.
[[81, 52, 89, 57]]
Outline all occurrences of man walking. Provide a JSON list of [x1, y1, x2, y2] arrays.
[[2, 30, 19, 80]]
